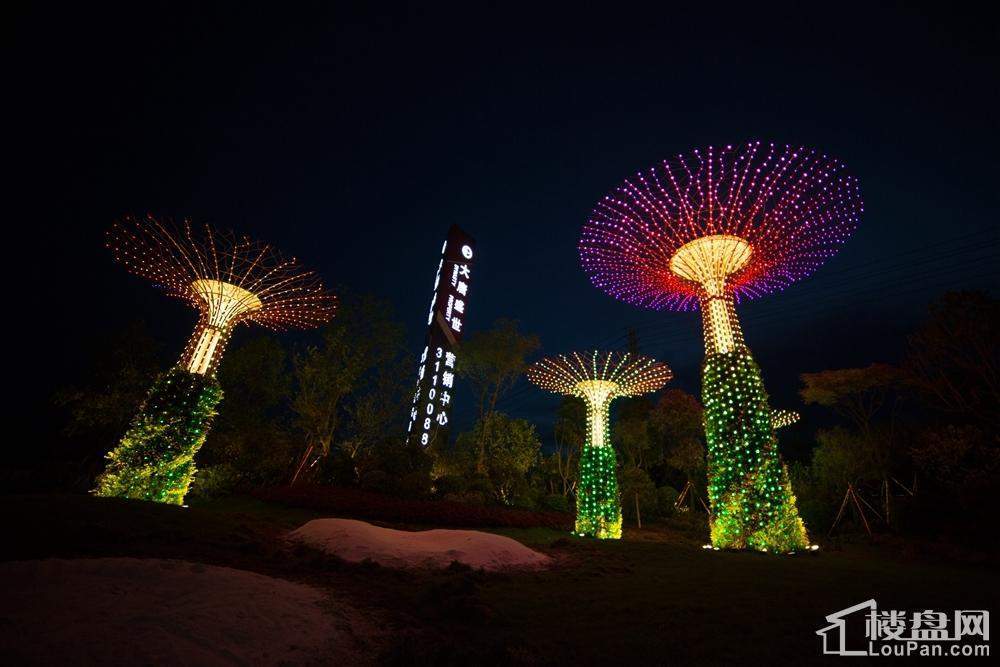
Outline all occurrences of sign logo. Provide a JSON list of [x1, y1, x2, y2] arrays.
[[818, 600, 989, 657], [406, 225, 476, 447]]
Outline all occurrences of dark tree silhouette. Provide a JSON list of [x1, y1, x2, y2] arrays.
[[905, 291, 999, 427]]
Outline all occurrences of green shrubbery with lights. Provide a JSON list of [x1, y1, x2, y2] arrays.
[[95, 368, 222, 505], [575, 443, 622, 539], [702, 350, 808, 552]]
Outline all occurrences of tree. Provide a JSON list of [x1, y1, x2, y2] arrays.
[[910, 424, 998, 504], [619, 465, 657, 527], [801, 363, 902, 490], [203, 335, 293, 486], [905, 291, 999, 427], [456, 318, 540, 471], [362, 439, 434, 498], [57, 321, 163, 440], [649, 389, 704, 483], [810, 426, 874, 489], [455, 413, 541, 504], [218, 336, 290, 421], [291, 293, 405, 482], [800, 364, 901, 443], [551, 396, 585, 496], [614, 398, 653, 469], [55, 321, 163, 486], [900, 292, 1000, 539], [340, 356, 410, 482], [801, 364, 904, 524]]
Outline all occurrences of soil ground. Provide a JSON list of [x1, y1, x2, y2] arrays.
[[1, 494, 994, 665]]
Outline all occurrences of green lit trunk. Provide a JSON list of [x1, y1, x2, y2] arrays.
[[95, 367, 222, 505], [702, 349, 809, 552], [574, 398, 622, 539]]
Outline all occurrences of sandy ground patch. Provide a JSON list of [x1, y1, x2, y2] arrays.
[[289, 518, 551, 571], [0, 557, 377, 665]]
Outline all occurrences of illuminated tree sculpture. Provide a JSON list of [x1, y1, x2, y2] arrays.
[[579, 142, 862, 552], [96, 215, 336, 504], [527, 351, 672, 538]]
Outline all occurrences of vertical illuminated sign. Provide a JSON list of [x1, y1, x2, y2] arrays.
[[406, 225, 476, 446]]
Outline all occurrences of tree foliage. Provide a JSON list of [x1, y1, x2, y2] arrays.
[[454, 412, 541, 504], [649, 389, 705, 482], [809, 426, 873, 488], [550, 396, 585, 496], [456, 318, 540, 470], [800, 363, 900, 440], [800, 363, 902, 488], [291, 292, 405, 472], [201, 335, 294, 488], [55, 321, 164, 482], [614, 398, 653, 469], [905, 291, 999, 427], [620, 465, 657, 525]]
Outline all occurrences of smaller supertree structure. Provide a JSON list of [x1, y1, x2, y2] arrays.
[[97, 215, 336, 504], [527, 351, 672, 538], [771, 409, 800, 430]]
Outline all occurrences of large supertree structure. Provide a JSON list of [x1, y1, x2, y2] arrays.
[[579, 142, 861, 552], [97, 215, 336, 504], [527, 351, 672, 539]]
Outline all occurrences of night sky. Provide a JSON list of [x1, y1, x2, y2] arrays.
[[13, 4, 998, 447]]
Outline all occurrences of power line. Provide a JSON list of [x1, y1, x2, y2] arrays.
[[508, 248, 997, 391], [470, 226, 1000, 418], [586, 237, 999, 352], [496, 265, 998, 413], [595, 251, 998, 351]]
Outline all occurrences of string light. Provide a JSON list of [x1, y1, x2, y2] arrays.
[[579, 141, 862, 313], [107, 215, 337, 376], [578, 141, 862, 552], [95, 215, 336, 505], [771, 409, 800, 430], [527, 351, 672, 538]]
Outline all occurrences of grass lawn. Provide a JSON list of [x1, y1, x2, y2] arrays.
[[1, 494, 993, 664]]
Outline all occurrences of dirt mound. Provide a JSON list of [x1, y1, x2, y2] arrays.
[[290, 518, 551, 571], [0, 557, 377, 665]]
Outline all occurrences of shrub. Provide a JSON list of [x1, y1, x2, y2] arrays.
[[509, 482, 540, 510], [620, 466, 657, 522], [657, 485, 679, 517], [539, 494, 570, 513], [433, 474, 470, 496], [189, 463, 242, 500]]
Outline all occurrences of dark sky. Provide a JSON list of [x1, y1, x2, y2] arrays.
[[12, 3, 999, 444]]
